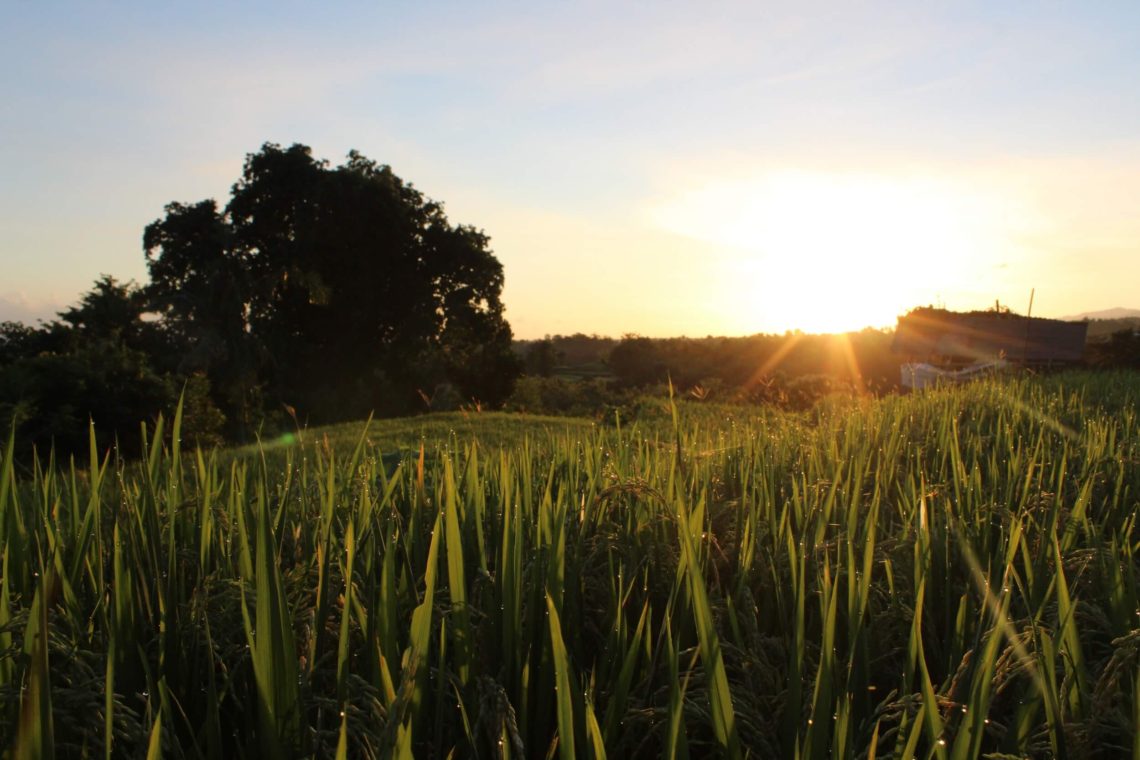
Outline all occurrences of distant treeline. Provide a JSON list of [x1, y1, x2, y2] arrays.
[[8, 301, 1140, 458], [510, 325, 1140, 418], [532, 331, 905, 387], [1084, 317, 1140, 339], [1086, 326, 1140, 368], [511, 331, 901, 416]]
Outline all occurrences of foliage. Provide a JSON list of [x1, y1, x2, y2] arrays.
[[604, 330, 902, 394], [1084, 317, 1140, 340], [2, 372, 1140, 758], [0, 277, 224, 457], [522, 339, 560, 378], [1087, 328, 1140, 368], [515, 334, 617, 369], [145, 143, 520, 428], [505, 376, 632, 418]]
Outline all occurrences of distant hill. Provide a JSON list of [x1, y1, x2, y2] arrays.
[[1063, 307, 1140, 321], [1058, 308, 1140, 340]]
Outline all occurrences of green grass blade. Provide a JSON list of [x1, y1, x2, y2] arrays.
[[15, 570, 55, 760], [546, 592, 576, 760], [443, 457, 471, 687], [145, 709, 163, 760], [676, 496, 740, 759]]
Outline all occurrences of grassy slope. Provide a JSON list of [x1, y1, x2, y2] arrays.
[[226, 410, 600, 463]]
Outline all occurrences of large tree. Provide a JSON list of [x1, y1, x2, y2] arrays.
[[145, 143, 520, 424], [143, 199, 261, 431]]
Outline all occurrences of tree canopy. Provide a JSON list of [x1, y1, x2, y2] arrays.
[[144, 142, 520, 427]]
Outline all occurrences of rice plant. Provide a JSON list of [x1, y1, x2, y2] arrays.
[[1, 371, 1138, 758]]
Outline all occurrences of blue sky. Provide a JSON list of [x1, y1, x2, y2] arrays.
[[3, 1, 1139, 336]]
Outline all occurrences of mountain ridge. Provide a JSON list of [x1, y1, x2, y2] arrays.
[[1062, 307, 1140, 321]]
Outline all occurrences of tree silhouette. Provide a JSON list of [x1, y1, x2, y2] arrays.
[[145, 143, 519, 424], [0, 277, 225, 456]]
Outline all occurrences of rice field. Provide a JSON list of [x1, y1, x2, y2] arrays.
[[2, 372, 1139, 758]]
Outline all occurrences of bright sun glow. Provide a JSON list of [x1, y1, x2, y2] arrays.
[[650, 170, 1024, 334]]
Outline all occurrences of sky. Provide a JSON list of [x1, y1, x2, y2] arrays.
[[2, 1, 1139, 338]]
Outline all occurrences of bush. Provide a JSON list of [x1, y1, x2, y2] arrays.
[[505, 377, 630, 418]]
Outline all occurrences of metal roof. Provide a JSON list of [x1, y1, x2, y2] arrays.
[[892, 309, 1088, 362]]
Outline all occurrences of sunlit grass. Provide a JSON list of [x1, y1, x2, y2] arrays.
[[1, 372, 1139, 758]]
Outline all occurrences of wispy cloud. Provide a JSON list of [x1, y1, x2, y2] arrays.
[[0, 292, 65, 326]]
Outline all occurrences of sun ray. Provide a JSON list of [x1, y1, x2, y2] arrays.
[[744, 331, 803, 391], [830, 333, 866, 396]]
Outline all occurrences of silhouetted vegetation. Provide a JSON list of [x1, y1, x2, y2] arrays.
[[1083, 316, 1140, 339], [509, 329, 904, 416], [505, 376, 633, 418], [145, 143, 520, 430], [6, 143, 1135, 460], [521, 339, 559, 377], [0, 144, 521, 456], [0, 277, 224, 456], [1087, 327, 1140, 368]]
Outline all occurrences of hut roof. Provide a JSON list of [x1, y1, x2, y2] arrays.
[[892, 308, 1088, 363]]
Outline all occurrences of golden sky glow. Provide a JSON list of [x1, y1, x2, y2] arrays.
[[648, 170, 1040, 334], [3, 3, 1139, 337]]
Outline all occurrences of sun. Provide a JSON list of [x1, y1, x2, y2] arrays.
[[650, 170, 1010, 334]]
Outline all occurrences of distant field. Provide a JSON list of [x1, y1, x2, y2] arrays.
[[2, 372, 1139, 758]]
